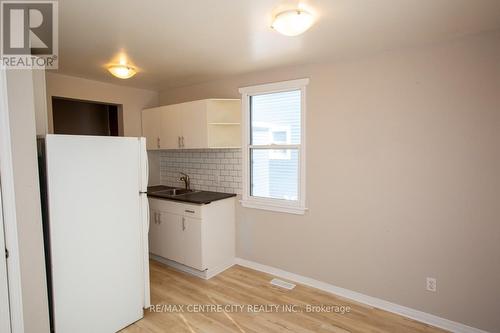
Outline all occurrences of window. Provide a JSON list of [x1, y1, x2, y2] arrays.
[[239, 79, 308, 214]]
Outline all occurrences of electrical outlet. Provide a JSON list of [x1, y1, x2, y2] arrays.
[[426, 277, 437, 292]]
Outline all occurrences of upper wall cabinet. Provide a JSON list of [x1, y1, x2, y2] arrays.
[[142, 99, 241, 150], [142, 106, 162, 150], [160, 103, 181, 149]]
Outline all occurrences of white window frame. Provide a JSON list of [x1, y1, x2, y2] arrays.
[[239, 78, 309, 215]]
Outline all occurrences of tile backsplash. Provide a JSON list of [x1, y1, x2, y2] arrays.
[[159, 149, 242, 194]]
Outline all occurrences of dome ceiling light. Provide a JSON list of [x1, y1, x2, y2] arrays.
[[107, 64, 136, 79], [271, 9, 315, 36], [107, 56, 137, 79]]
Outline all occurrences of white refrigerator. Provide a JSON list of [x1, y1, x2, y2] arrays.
[[40, 134, 150, 333]]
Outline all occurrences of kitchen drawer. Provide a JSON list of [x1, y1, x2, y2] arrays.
[[149, 197, 202, 219]]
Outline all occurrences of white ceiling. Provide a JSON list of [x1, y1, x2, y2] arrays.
[[54, 0, 500, 90]]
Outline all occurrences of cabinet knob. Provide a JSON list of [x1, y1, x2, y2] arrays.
[[157, 137, 160, 148], [182, 217, 186, 231]]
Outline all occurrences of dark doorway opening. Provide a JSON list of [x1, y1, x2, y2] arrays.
[[52, 97, 122, 136]]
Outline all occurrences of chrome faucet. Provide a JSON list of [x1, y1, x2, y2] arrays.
[[179, 172, 190, 190]]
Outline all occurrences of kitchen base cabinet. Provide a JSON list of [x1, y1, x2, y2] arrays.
[[148, 197, 235, 279], [148, 208, 163, 256], [182, 216, 204, 270], [161, 212, 184, 265]]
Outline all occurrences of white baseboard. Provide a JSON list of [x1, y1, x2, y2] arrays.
[[151, 255, 208, 279], [206, 261, 235, 279], [234, 258, 489, 333], [150, 254, 234, 280]]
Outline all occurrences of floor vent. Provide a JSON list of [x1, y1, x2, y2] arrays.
[[270, 278, 296, 290]]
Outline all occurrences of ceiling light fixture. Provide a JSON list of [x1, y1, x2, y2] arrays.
[[271, 9, 315, 36], [107, 64, 137, 79]]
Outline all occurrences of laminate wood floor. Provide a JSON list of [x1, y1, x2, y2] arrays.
[[121, 260, 448, 333]]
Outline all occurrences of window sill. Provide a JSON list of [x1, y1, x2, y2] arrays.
[[239, 200, 307, 215]]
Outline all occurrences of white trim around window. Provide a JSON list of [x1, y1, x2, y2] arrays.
[[239, 78, 309, 215]]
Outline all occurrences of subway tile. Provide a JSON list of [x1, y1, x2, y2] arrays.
[[159, 148, 242, 192]]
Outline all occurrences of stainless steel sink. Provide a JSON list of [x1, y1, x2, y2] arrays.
[[152, 188, 199, 196]]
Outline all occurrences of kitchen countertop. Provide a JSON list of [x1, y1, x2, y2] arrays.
[[147, 185, 237, 205]]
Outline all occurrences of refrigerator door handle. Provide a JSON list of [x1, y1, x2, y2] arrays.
[[146, 201, 150, 231]]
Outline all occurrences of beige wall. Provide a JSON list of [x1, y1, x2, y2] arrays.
[[45, 72, 159, 137], [160, 32, 500, 332], [2, 69, 50, 332]]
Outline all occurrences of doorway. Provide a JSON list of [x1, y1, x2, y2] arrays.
[[52, 97, 122, 136]]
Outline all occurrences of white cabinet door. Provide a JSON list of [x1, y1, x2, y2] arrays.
[[160, 105, 181, 149], [147, 99, 241, 150], [142, 108, 162, 150], [180, 100, 208, 149], [182, 216, 204, 270], [159, 211, 184, 264], [148, 209, 162, 256]]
